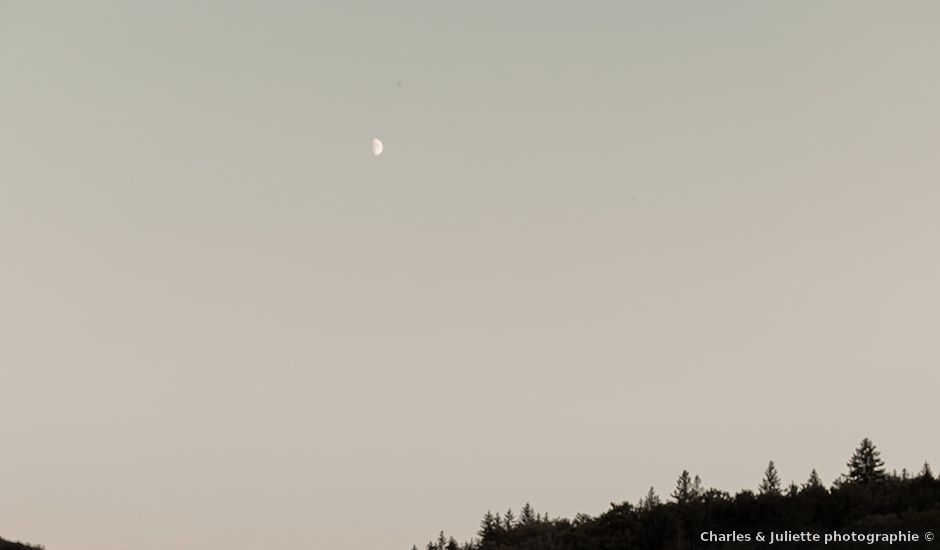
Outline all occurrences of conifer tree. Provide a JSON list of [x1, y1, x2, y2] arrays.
[[504, 508, 516, 529], [846, 438, 886, 483], [759, 461, 782, 495], [640, 486, 662, 510], [803, 469, 825, 492], [519, 503, 536, 525], [478, 511, 497, 542], [672, 470, 698, 504], [573, 512, 592, 526], [919, 461, 934, 480]]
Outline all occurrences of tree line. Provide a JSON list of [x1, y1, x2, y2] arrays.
[[0, 537, 42, 550], [413, 438, 940, 550]]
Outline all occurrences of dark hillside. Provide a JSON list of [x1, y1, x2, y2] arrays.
[[414, 439, 940, 550], [0, 537, 42, 550]]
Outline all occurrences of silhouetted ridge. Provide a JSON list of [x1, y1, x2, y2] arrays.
[[414, 438, 940, 550], [0, 536, 43, 550]]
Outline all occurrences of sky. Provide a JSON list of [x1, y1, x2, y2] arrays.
[[2, 2, 940, 550]]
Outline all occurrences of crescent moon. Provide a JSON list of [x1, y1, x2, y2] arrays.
[[372, 138, 384, 157]]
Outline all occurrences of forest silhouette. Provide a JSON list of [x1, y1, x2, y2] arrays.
[[413, 439, 940, 550], [0, 537, 41, 550], [3, 439, 936, 550]]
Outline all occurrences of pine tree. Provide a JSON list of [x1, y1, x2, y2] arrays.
[[846, 438, 886, 484], [640, 486, 662, 510], [803, 469, 825, 492], [478, 511, 497, 542], [504, 508, 516, 529], [573, 512, 592, 526], [672, 470, 698, 504], [919, 461, 934, 481], [759, 461, 782, 495], [519, 502, 536, 525]]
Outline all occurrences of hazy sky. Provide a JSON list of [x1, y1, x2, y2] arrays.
[[2, 2, 939, 550]]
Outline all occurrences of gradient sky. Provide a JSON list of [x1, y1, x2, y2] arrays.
[[2, 2, 939, 550]]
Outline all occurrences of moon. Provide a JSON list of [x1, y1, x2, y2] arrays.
[[372, 138, 384, 157]]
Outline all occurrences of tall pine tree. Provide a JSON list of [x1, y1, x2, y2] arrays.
[[519, 503, 536, 525], [759, 461, 782, 495], [478, 511, 497, 542], [640, 486, 662, 510], [803, 469, 825, 492], [672, 470, 699, 504], [846, 438, 886, 484]]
